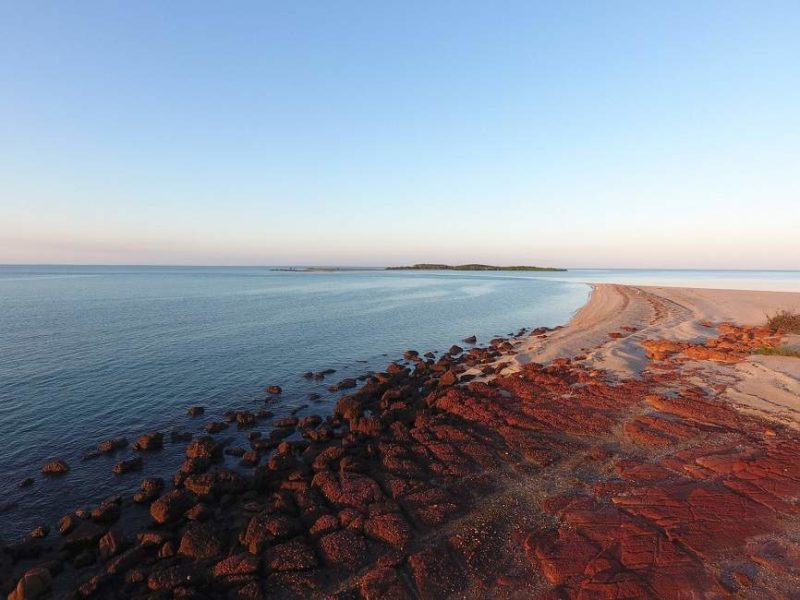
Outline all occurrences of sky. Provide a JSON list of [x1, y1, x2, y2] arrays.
[[1, 1, 799, 268]]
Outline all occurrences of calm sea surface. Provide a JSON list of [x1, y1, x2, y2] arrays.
[[0, 266, 592, 539], [1, 266, 798, 539]]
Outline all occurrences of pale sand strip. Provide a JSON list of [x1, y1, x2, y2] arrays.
[[507, 283, 800, 428]]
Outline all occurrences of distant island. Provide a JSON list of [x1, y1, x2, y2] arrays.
[[386, 263, 566, 272]]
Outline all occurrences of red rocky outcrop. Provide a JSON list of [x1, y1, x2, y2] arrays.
[[10, 320, 800, 599]]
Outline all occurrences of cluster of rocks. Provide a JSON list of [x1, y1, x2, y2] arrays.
[[2, 330, 536, 598], [4, 321, 796, 599]]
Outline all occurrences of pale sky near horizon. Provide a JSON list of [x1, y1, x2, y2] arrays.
[[1, 2, 799, 268]]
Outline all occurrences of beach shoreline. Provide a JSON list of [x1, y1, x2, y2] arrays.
[[4, 284, 800, 598]]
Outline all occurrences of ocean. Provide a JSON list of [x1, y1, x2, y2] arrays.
[[1, 265, 798, 540], [0, 265, 592, 539]]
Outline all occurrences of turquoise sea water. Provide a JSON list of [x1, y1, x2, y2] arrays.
[[1, 266, 798, 540]]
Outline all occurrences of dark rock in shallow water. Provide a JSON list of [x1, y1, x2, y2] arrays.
[[274, 416, 298, 428], [204, 421, 228, 434], [30, 524, 49, 539], [235, 411, 257, 428], [64, 521, 106, 552], [57, 514, 77, 535], [463, 335, 477, 344], [266, 385, 283, 394], [97, 437, 129, 454], [98, 530, 126, 560], [18, 477, 34, 488], [170, 429, 192, 442], [186, 405, 205, 417], [132, 432, 163, 452], [41, 460, 70, 475], [90, 497, 122, 524], [112, 456, 142, 475], [186, 436, 221, 460], [133, 478, 164, 504], [448, 344, 463, 355]]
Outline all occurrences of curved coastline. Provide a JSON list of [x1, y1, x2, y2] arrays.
[[3, 284, 800, 598]]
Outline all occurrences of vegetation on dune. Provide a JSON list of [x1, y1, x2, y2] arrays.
[[765, 309, 800, 334], [751, 346, 800, 358], [387, 263, 566, 272]]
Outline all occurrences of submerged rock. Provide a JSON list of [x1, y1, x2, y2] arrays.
[[97, 437, 129, 454], [41, 460, 70, 475], [112, 456, 142, 475], [132, 432, 163, 452]]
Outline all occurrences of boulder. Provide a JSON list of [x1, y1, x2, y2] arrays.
[[213, 552, 259, 579], [98, 437, 128, 454], [178, 522, 226, 559], [90, 498, 122, 524], [98, 530, 126, 560], [30, 525, 49, 539], [8, 567, 51, 600], [133, 477, 164, 504], [64, 521, 106, 552], [150, 490, 195, 525], [112, 456, 142, 475], [41, 460, 69, 475], [186, 435, 221, 459], [132, 432, 163, 451]]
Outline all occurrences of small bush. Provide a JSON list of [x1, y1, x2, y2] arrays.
[[752, 346, 800, 358], [765, 309, 800, 334]]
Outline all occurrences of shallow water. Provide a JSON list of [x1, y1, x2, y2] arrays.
[[2, 266, 797, 540], [0, 266, 590, 539], [526, 268, 800, 293]]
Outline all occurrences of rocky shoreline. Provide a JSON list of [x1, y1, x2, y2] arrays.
[[3, 285, 800, 599]]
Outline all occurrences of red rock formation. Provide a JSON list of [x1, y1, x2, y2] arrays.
[[5, 321, 799, 599]]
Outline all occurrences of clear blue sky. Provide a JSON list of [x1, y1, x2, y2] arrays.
[[2, 1, 799, 267]]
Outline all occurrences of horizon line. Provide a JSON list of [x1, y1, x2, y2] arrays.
[[1, 263, 800, 273]]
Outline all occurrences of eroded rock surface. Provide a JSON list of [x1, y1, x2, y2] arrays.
[[3, 318, 799, 599]]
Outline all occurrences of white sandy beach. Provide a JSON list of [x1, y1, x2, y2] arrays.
[[507, 284, 800, 428]]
